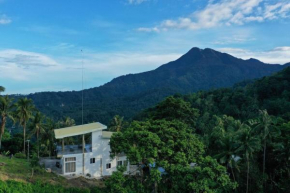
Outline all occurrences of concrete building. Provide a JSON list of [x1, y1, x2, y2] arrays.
[[54, 122, 129, 178]]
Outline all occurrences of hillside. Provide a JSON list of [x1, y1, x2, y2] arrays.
[[18, 47, 289, 124], [0, 155, 101, 192], [134, 67, 290, 193]]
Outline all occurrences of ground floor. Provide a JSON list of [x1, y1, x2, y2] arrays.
[[40, 152, 130, 178]]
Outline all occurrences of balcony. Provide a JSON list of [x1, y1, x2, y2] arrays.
[[56, 144, 92, 157]]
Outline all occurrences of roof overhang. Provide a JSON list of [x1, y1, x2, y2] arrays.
[[54, 122, 107, 139], [102, 131, 114, 139]]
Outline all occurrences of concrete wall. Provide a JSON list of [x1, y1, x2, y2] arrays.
[[62, 130, 129, 178]]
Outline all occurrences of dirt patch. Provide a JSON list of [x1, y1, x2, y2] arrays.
[[0, 173, 27, 183], [67, 177, 105, 188]]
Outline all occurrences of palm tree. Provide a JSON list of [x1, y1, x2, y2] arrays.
[[0, 86, 5, 94], [215, 135, 239, 182], [254, 110, 273, 180], [0, 96, 15, 149], [59, 117, 75, 145], [236, 125, 261, 193], [29, 112, 46, 158], [15, 98, 35, 154], [60, 117, 75, 127], [42, 118, 56, 158], [110, 115, 124, 132]]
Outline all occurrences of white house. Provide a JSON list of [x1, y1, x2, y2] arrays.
[[54, 122, 129, 178]]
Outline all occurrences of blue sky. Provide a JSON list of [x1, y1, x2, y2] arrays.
[[0, 0, 290, 94]]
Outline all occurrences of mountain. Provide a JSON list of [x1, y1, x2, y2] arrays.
[[19, 47, 289, 124]]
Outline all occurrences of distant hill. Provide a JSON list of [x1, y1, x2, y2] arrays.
[[17, 47, 289, 124]]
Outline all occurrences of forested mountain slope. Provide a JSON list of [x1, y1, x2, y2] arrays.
[[16, 48, 289, 124]]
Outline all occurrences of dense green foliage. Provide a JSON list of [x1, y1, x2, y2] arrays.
[[0, 180, 91, 193], [12, 48, 289, 125], [110, 120, 236, 193], [1, 65, 290, 192], [107, 67, 290, 192]]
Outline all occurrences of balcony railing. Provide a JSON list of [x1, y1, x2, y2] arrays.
[[56, 144, 92, 157]]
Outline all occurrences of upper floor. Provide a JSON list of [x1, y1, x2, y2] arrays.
[[54, 122, 114, 157]]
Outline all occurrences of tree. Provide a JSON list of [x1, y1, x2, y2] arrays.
[[29, 112, 46, 158], [59, 116, 75, 127], [15, 98, 35, 154], [254, 110, 274, 181], [41, 118, 56, 157], [214, 135, 239, 182], [110, 120, 236, 192], [30, 153, 39, 178], [109, 115, 124, 132], [146, 96, 200, 126], [236, 125, 261, 193], [0, 86, 5, 94], [0, 96, 15, 149], [105, 166, 145, 193], [58, 117, 75, 145]]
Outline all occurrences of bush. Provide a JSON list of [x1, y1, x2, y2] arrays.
[[14, 152, 26, 159], [0, 180, 92, 193], [34, 166, 45, 175]]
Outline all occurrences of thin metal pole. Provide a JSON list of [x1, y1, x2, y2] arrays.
[[81, 50, 84, 125], [82, 134, 85, 175], [27, 140, 30, 162]]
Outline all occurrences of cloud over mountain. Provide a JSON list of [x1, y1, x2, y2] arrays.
[[138, 0, 290, 32]]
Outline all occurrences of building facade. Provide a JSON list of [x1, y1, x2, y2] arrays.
[[54, 122, 129, 178]]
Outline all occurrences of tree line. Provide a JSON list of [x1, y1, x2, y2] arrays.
[[106, 67, 290, 192], [0, 86, 78, 158]]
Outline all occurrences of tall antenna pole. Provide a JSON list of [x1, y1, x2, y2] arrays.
[[81, 49, 84, 125]]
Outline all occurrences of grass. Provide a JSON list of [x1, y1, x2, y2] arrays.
[[0, 155, 66, 185], [0, 155, 103, 189]]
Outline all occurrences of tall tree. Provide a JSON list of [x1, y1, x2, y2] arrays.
[[59, 117, 75, 145], [0, 86, 5, 94], [110, 120, 236, 192], [15, 98, 35, 154], [236, 125, 261, 193], [41, 118, 57, 157], [0, 96, 15, 149], [59, 116, 75, 127], [214, 135, 239, 182], [255, 110, 274, 181], [29, 111, 45, 158], [109, 115, 124, 132]]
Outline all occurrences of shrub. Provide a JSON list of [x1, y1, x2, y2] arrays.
[[0, 180, 92, 193], [14, 152, 26, 159], [34, 166, 45, 175]]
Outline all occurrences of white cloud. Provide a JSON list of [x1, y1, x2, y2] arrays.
[[64, 51, 182, 77], [137, 27, 160, 32], [212, 35, 256, 45], [128, 0, 148, 5], [1, 45, 289, 94], [138, 0, 290, 32], [0, 14, 11, 24], [0, 48, 182, 93], [0, 49, 60, 81], [217, 46, 290, 64]]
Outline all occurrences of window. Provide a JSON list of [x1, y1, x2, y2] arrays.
[[65, 157, 76, 173], [90, 158, 95, 164], [123, 160, 128, 167], [65, 157, 76, 162], [106, 163, 111, 169], [117, 161, 122, 166], [65, 162, 76, 173]]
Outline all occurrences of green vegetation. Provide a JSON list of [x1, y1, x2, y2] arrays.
[[12, 48, 289, 125], [107, 67, 290, 192], [1, 67, 290, 192], [0, 155, 101, 192]]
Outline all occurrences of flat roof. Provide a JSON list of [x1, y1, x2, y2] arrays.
[[54, 122, 107, 139], [102, 131, 114, 139]]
